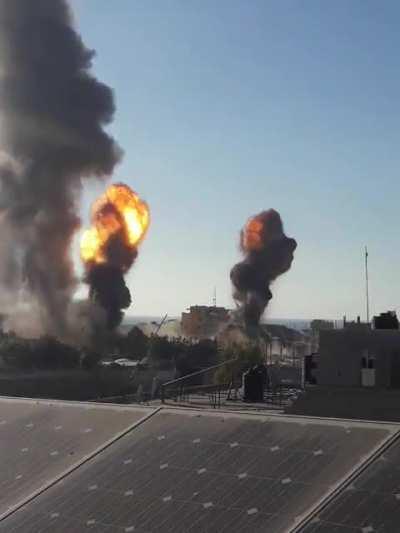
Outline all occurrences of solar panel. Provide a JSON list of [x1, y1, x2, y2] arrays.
[[0, 408, 395, 533], [0, 397, 153, 519], [298, 433, 400, 533]]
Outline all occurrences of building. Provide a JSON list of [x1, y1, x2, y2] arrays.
[[309, 318, 335, 352], [260, 324, 311, 366], [374, 311, 399, 330], [181, 306, 230, 339], [315, 327, 400, 388], [216, 322, 311, 370]]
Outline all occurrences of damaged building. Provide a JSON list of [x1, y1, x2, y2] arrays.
[[181, 306, 230, 339]]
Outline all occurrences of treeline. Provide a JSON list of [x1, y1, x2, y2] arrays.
[[115, 327, 264, 381], [0, 333, 92, 370], [0, 327, 221, 375], [114, 327, 219, 375], [0, 325, 262, 378]]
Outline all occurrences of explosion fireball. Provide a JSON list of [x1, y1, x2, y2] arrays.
[[81, 183, 149, 267], [231, 209, 297, 330], [81, 183, 150, 330]]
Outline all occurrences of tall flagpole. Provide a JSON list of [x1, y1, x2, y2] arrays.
[[365, 246, 370, 323]]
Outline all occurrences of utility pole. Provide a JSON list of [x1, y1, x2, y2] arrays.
[[365, 246, 370, 323]]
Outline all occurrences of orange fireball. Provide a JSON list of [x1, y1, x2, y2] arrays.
[[241, 218, 264, 252], [241, 209, 284, 253], [80, 183, 150, 266]]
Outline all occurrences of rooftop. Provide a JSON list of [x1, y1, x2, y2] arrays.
[[0, 397, 400, 531]]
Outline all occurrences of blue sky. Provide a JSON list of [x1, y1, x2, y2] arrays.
[[70, 0, 400, 320]]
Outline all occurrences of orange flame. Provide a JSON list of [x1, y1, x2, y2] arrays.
[[242, 218, 264, 252], [241, 210, 283, 252], [80, 183, 150, 265]]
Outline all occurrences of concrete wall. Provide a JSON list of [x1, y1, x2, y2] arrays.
[[317, 329, 400, 387], [286, 385, 400, 421]]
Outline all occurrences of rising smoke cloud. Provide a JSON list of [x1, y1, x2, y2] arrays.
[[80, 183, 149, 331], [0, 0, 120, 336], [230, 209, 297, 329]]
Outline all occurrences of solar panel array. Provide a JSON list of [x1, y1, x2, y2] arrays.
[[0, 397, 152, 519], [0, 406, 395, 533], [299, 433, 400, 533]]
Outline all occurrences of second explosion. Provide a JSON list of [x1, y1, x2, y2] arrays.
[[80, 183, 150, 329]]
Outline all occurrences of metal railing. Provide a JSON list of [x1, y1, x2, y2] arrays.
[[161, 358, 302, 409], [161, 382, 233, 408], [263, 385, 301, 407], [161, 358, 238, 408]]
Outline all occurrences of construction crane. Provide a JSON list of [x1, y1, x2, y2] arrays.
[[153, 313, 168, 335]]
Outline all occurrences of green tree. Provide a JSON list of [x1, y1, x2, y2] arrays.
[[129, 327, 149, 357], [121, 326, 149, 359], [148, 335, 178, 369], [176, 339, 218, 376], [214, 344, 263, 385]]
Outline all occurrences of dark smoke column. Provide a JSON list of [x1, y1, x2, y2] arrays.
[[230, 210, 297, 329], [80, 183, 150, 331], [87, 262, 133, 331], [0, 0, 120, 335]]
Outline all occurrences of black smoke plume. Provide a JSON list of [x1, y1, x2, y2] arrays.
[[85, 191, 139, 329], [0, 0, 120, 336], [230, 209, 297, 329], [87, 264, 132, 331]]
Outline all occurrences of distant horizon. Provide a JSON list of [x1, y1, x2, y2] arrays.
[[124, 314, 344, 324]]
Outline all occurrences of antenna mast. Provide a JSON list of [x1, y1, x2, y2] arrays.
[[213, 286, 217, 307], [365, 246, 370, 323]]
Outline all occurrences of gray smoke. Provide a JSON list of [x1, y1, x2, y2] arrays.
[[0, 0, 121, 336]]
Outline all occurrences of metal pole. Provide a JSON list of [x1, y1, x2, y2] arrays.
[[365, 246, 370, 323]]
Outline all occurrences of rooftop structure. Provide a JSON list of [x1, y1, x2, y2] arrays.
[[373, 310, 399, 330], [315, 328, 400, 388]]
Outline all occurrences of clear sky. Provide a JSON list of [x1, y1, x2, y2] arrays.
[[70, 0, 400, 321]]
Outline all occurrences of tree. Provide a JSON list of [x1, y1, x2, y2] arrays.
[[30, 336, 80, 369], [148, 335, 181, 369], [310, 319, 334, 332], [2, 339, 32, 369], [1, 335, 80, 370], [81, 350, 102, 370], [176, 339, 218, 376], [125, 327, 149, 358], [214, 344, 263, 385]]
